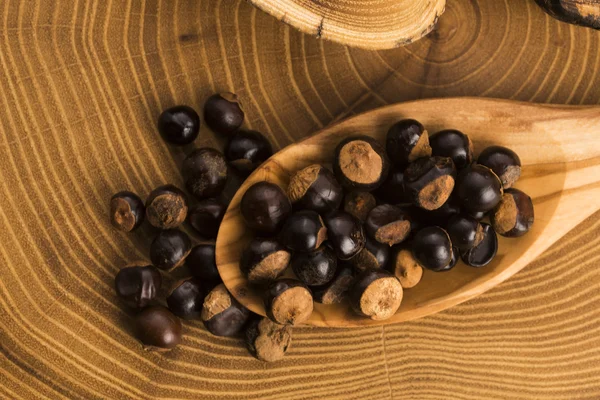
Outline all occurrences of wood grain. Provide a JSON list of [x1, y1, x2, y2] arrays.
[[216, 99, 600, 327], [0, 0, 600, 399], [248, 0, 446, 50]]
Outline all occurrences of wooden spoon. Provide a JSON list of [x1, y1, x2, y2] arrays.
[[216, 98, 600, 327]]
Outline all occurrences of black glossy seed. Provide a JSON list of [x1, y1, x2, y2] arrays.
[[188, 198, 226, 239], [158, 105, 200, 145], [412, 226, 453, 272], [110, 191, 145, 232], [291, 245, 338, 286], [150, 229, 192, 270], [430, 129, 473, 169], [241, 181, 292, 234], [115, 264, 161, 309], [225, 130, 273, 176], [167, 278, 205, 319], [204, 93, 245, 136], [460, 223, 498, 267], [185, 244, 221, 289], [182, 148, 228, 200]]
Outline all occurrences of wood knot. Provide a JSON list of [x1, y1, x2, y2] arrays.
[[179, 34, 199, 43]]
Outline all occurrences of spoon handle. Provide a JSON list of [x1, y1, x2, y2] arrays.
[[538, 157, 600, 240]]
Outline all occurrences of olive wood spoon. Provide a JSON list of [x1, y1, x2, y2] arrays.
[[216, 98, 600, 327]]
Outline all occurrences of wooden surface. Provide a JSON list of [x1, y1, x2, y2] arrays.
[[1, 0, 600, 398], [534, 0, 600, 29], [248, 0, 446, 49], [217, 99, 600, 327]]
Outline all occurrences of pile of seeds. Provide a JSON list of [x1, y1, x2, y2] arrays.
[[111, 100, 534, 362], [111, 94, 290, 361], [239, 119, 534, 323]]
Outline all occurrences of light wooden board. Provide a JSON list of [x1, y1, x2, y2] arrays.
[[1, 0, 600, 399]]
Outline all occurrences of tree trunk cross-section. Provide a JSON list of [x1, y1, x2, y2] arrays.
[[0, 0, 600, 399], [248, 0, 446, 49]]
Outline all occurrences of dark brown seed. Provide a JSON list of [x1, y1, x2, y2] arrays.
[[351, 236, 391, 273], [404, 156, 456, 210], [287, 164, 343, 214], [240, 237, 291, 285], [188, 198, 226, 239], [167, 278, 205, 319], [185, 244, 221, 289], [204, 92, 245, 136], [534, 0, 600, 30], [150, 229, 192, 270], [469, 210, 488, 220], [182, 148, 228, 200], [429, 129, 474, 169], [386, 119, 432, 167], [349, 270, 403, 320], [115, 264, 161, 308], [477, 145, 522, 189], [245, 317, 292, 362], [280, 210, 328, 253], [343, 191, 377, 222], [460, 223, 498, 267], [455, 164, 504, 214], [241, 181, 292, 234], [333, 136, 390, 190], [323, 211, 365, 260], [264, 279, 313, 326], [135, 306, 182, 351], [491, 188, 534, 237], [449, 246, 460, 269], [446, 215, 485, 250], [312, 264, 354, 305], [158, 105, 200, 145], [438, 246, 460, 272], [201, 284, 250, 336], [412, 226, 453, 272], [145, 185, 188, 229], [225, 130, 273, 176], [389, 247, 423, 289], [110, 191, 145, 232], [373, 168, 408, 205], [291, 245, 338, 287], [365, 204, 411, 246]]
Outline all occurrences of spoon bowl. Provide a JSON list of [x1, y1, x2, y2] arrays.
[[216, 98, 600, 327]]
